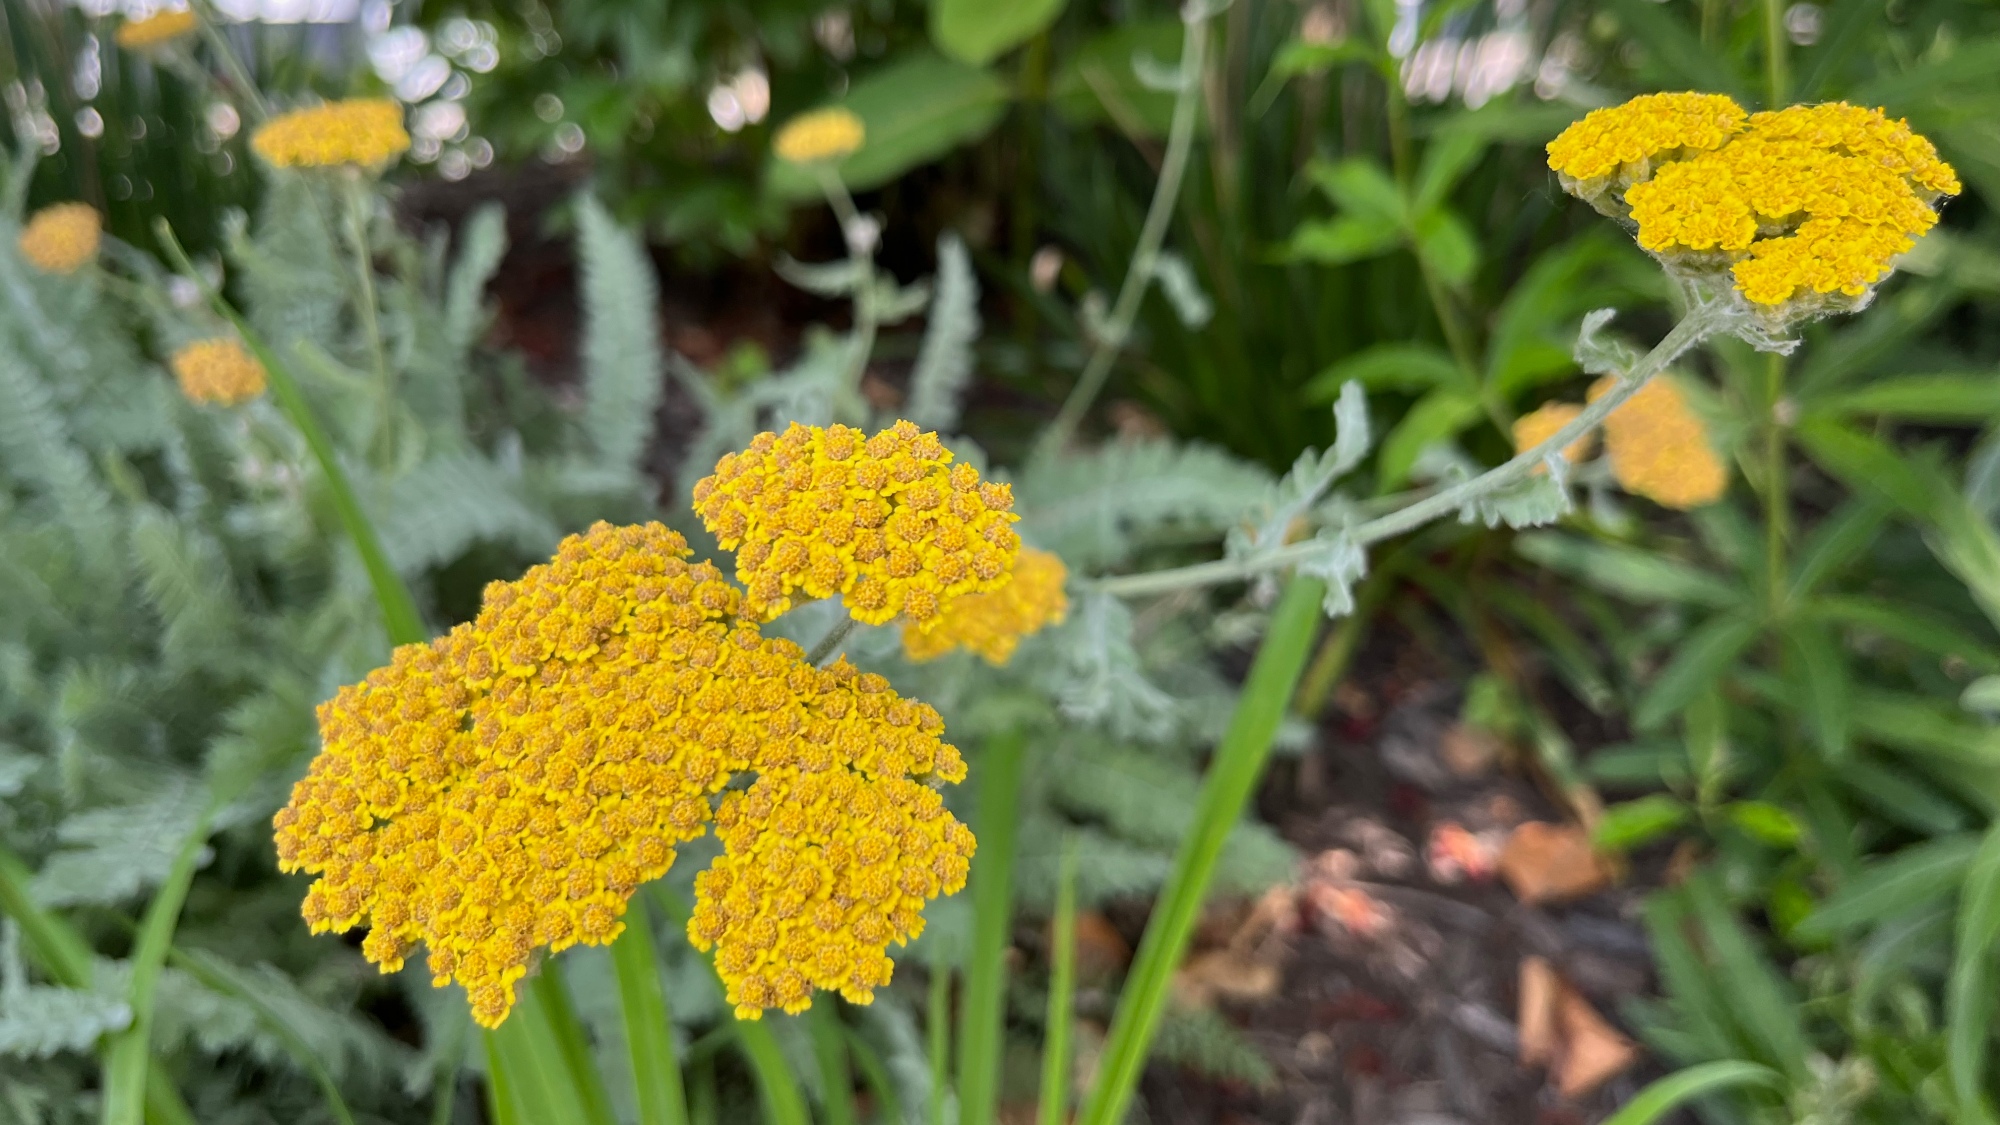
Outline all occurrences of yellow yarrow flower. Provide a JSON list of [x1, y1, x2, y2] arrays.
[[273, 521, 972, 1028], [115, 8, 197, 50], [693, 421, 1022, 631], [18, 204, 101, 274], [902, 547, 1069, 665], [1588, 376, 1727, 509], [774, 108, 866, 164], [252, 98, 411, 169], [1510, 403, 1597, 469], [1546, 92, 1746, 196], [171, 338, 266, 405]]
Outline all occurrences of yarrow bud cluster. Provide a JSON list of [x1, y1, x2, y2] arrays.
[[274, 522, 973, 1027], [252, 98, 412, 169], [774, 108, 866, 164], [171, 338, 267, 405], [1548, 93, 1958, 318], [115, 8, 197, 49], [17, 204, 101, 274], [693, 421, 1021, 631], [1515, 377, 1727, 510], [902, 547, 1069, 665]]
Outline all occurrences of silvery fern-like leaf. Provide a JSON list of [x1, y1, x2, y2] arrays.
[[0, 987, 130, 1058], [865, 276, 932, 326], [0, 742, 35, 797], [1228, 381, 1370, 563], [0, 330, 120, 590], [1016, 440, 1272, 571], [1573, 308, 1635, 376], [1048, 593, 1179, 741], [774, 255, 870, 297], [130, 507, 241, 669], [905, 234, 979, 432], [1150, 251, 1213, 328], [233, 177, 345, 350], [158, 952, 417, 1090], [1461, 459, 1573, 529], [444, 203, 507, 357], [1294, 528, 1368, 616], [33, 776, 207, 907], [1014, 816, 1171, 906], [204, 685, 315, 820], [379, 452, 561, 574], [576, 194, 664, 474], [1154, 1008, 1278, 1089]]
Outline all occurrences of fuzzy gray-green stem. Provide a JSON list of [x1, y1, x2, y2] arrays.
[[815, 167, 880, 414]]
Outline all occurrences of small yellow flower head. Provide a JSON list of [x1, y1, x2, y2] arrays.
[[902, 547, 1069, 665], [1510, 403, 1597, 470], [252, 98, 411, 169], [115, 8, 197, 50], [18, 204, 101, 274], [1550, 95, 1958, 319], [1588, 376, 1727, 509], [274, 521, 971, 1027], [171, 338, 266, 405], [774, 108, 866, 164], [693, 421, 1022, 631]]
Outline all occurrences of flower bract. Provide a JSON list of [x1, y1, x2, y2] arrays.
[[774, 108, 866, 164], [18, 204, 101, 274], [902, 546, 1069, 665], [252, 98, 412, 169], [172, 338, 267, 405]]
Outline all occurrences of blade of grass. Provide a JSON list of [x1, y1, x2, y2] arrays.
[[1076, 576, 1327, 1125], [843, 1023, 906, 1125], [928, 957, 952, 1125], [1600, 1061, 1784, 1125], [168, 947, 356, 1125], [611, 898, 690, 1125], [958, 731, 1026, 1125], [1036, 837, 1080, 1125], [688, 1054, 718, 1125], [100, 809, 214, 1125], [735, 1015, 812, 1125], [486, 982, 607, 1125], [531, 962, 618, 1125], [812, 1003, 860, 1125], [1948, 822, 2000, 1123], [483, 1026, 524, 1125]]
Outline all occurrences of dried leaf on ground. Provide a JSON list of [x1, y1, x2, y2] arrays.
[[1499, 821, 1610, 904], [1517, 956, 1561, 1067], [1174, 947, 1285, 1008], [1516, 955, 1641, 1099], [1304, 882, 1395, 939]]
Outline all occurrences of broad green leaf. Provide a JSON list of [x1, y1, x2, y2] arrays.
[[1303, 343, 1463, 399], [1411, 208, 1478, 287], [1965, 676, 2000, 716], [1303, 158, 1406, 226], [1514, 532, 1741, 607], [1412, 132, 1487, 215], [1375, 387, 1483, 489], [1050, 21, 1182, 135], [1727, 801, 1803, 848], [1600, 1062, 1783, 1125], [1283, 217, 1402, 266], [1808, 372, 2000, 422], [1795, 833, 1979, 939], [1634, 612, 1760, 731], [931, 0, 1068, 66], [769, 54, 1011, 199], [1594, 794, 1690, 852], [1948, 823, 2000, 1123], [1782, 623, 1849, 761]]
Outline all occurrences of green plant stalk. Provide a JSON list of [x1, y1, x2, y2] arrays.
[[1761, 0, 1789, 108], [735, 1016, 812, 1125], [189, 0, 269, 121], [957, 732, 1026, 1125], [810, 1003, 859, 1125], [808, 615, 860, 666], [610, 899, 690, 1125], [1294, 558, 1400, 718], [1763, 353, 1788, 615], [100, 809, 214, 1125], [483, 1032, 523, 1125], [928, 957, 952, 1125], [815, 166, 880, 411], [1075, 576, 1328, 1125], [169, 947, 357, 1125], [1039, 5, 1211, 455], [1036, 837, 1080, 1125], [1091, 307, 1723, 599], [339, 174, 396, 466], [843, 1024, 905, 1125], [532, 966, 618, 1125]]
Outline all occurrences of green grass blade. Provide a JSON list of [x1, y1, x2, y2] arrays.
[[843, 1023, 905, 1125], [1037, 837, 1080, 1125], [1601, 1061, 1784, 1125], [486, 984, 604, 1125], [101, 810, 214, 1125], [1076, 576, 1327, 1125], [812, 1003, 859, 1125], [168, 947, 356, 1125], [611, 899, 690, 1125], [735, 1015, 811, 1125], [483, 1028, 524, 1125], [1948, 822, 2000, 1122], [928, 959, 952, 1125], [688, 1055, 719, 1125], [958, 732, 1026, 1125], [530, 963, 618, 1125]]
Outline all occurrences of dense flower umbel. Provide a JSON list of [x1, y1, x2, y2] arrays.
[[171, 338, 266, 405], [1589, 376, 1727, 509], [1549, 95, 1957, 312], [252, 98, 411, 169], [693, 421, 1022, 630], [273, 522, 973, 1027], [1510, 403, 1597, 470], [115, 8, 197, 49], [902, 547, 1069, 665], [774, 108, 866, 164], [18, 204, 101, 274]]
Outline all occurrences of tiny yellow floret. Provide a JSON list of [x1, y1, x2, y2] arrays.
[[774, 108, 866, 164], [1545, 92, 1747, 185], [903, 547, 1068, 665], [115, 8, 197, 50], [693, 421, 1022, 632], [1510, 403, 1596, 470], [171, 338, 266, 405], [1588, 376, 1728, 509], [18, 204, 101, 274], [252, 98, 411, 169]]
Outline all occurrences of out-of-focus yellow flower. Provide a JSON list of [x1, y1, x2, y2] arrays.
[[1510, 403, 1597, 470], [274, 522, 972, 1028], [1588, 376, 1727, 509], [693, 421, 1021, 631], [18, 204, 101, 274], [171, 338, 266, 405], [774, 108, 866, 164], [115, 8, 197, 50], [252, 98, 411, 169], [902, 547, 1068, 665]]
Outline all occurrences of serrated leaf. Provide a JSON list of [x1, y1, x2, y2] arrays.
[[1574, 308, 1637, 376], [1296, 530, 1367, 617], [1017, 440, 1271, 570], [905, 233, 980, 432], [1229, 383, 1370, 561], [1461, 469, 1570, 530], [0, 986, 131, 1058], [32, 777, 208, 907], [1049, 593, 1179, 742], [575, 194, 664, 475], [379, 453, 561, 574], [444, 203, 507, 356]]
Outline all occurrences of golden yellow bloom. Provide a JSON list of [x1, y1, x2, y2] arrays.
[[1549, 95, 1957, 312], [115, 8, 197, 50], [18, 204, 101, 274], [171, 338, 266, 405], [693, 421, 1022, 631], [902, 547, 1068, 665], [1588, 376, 1727, 509], [252, 98, 411, 169], [1510, 403, 1597, 469], [273, 522, 972, 1027], [774, 108, 866, 164]]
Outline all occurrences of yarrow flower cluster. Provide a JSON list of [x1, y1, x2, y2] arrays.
[[1549, 94, 1958, 315], [274, 521, 973, 1027], [17, 204, 101, 274], [171, 338, 266, 405], [774, 108, 866, 164], [902, 547, 1069, 665], [252, 98, 411, 169], [115, 8, 197, 50], [1515, 377, 1727, 510], [693, 421, 1021, 631]]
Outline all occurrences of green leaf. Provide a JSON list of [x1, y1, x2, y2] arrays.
[[1782, 623, 1849, 761], [1282, 216, 1402, 265], [1304, 158, 1406, 226], [1684, 874, 1808, 1078], [1836, 755, 1972, 834], [1948, 823, 2000, 1123], [1727, 801, 1803, 848], [905, 233, 980, 432], [958, 733, 1024, 1125], [931, 0, 1067, 66], [1374, 387, 1483, 489], [1412, 133, 1487, 216], [1049, 21, 1183, 136], [1593, 794, 1691, 852], [1788, 497, 1890, 599], [575, 194, 664, 476], [1605, 0, 1749, 100], [1266, 39, 1373, 79], [771, 54, 1011, 198], [1795, 833, 1979, 940], [610, 900, 690, 1125], [1514, 532, 1741, 607], [1600, 1062, 1784, 1125], [1411, 208, 1478, 287], [444, 202, 508, 357], [1634, 612, 1760, 731], [1965, 676, 2000, 716], [1809, 594, 2000, 674], [1303, 342, 1463, 399], [1808, 372, 2000, 422]]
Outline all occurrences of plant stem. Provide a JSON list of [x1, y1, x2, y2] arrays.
[[341, 174, 395, 466], [810, 1004, 859, 1125], [958, 732, 1026, 1125], [1036, 837, 1080, 1125], [808, 615, 859, 665], [1764, 353, 1789, 615], [815, 167, 879, 412], [101, 809, 214, 1125], [928, 956, 952, 1125], [169, 947, 357, 1125], [189, 0, 269, 121], [610, 898, 690, 1125], [1075, 577, 1327, 1125], [1038, 5, 1211, 456], [1762, 0, 1789, 108]]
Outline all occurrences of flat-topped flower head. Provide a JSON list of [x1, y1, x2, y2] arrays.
[[274, 521, 972, 1027], [1511, 403, 1597, 471], [903, 547, 1068, 665], [693, 421, 1021, 631], [172, 338, 266, 405], [1549, 95, 1957, 322], [774, 108, 865, 164], [116, 8, 197, 50], [252, 98, 411, 169], [1588, 375, 1727, 509], [18, 204, 101, 274]]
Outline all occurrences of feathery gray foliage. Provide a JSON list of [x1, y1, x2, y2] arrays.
[[905, 233, 980, 432]]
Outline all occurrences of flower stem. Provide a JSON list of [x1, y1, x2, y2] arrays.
[[1763, 352, 1789, 613], [815, 167, 879, 414], [189, 0, 270, 121], [1762, 0, 1789, 108], [808, 615, 860, 665], [341, 175, 395, 465]]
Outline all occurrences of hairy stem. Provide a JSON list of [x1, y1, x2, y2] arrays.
[[1762, 0, 1789, 108], [1764, 352, 1789, 613], [815, 167, 880, 413], [341, 175, 395, 465], [808, 615, 860, 665]]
